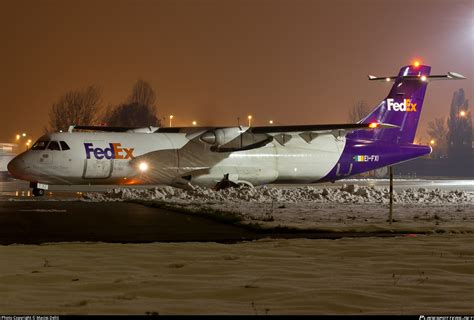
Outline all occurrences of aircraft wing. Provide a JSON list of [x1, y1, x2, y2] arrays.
[[160, 122, 398, 151], [244, 122, 398, 145], [73, 122, 396, 134], [247, 122, 396, 134], [71, 125, 160, 133], [155, 122, 397, 133], [73, 122, 397, 150]]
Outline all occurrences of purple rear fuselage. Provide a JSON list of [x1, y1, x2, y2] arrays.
[[322, 64, 433, 181]]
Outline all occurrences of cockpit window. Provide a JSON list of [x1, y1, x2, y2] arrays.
[[31, 140, 49, 150], [60, 141, 70, 151], [47, 141, 61, 151]]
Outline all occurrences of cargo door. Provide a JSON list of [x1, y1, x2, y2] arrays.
[[83, 159, 112, 179], [82, 140, 113, 179]]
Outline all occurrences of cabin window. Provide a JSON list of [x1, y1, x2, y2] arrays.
[[31, 140, 49, 150], [60, 141, 70, 151], [47, 141, 61, 151]]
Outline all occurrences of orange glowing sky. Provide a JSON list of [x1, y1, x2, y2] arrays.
[[0, 0, 472, 144]]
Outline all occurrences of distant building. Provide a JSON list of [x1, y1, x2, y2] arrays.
[[0, 143, 18, 174]]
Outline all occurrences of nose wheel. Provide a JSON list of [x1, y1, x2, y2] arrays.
[[32, 188, 45, 197], [30, 182, 48, 197]]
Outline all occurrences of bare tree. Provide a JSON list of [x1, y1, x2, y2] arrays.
[[127, 79, 157, 107], [348, 100, 371, 123], [427, 117, 448, 157], [103, 102, 160, 127], [103, 79, 160, 127], [447, 88, 471, 160], [47, 86, 102, 132]]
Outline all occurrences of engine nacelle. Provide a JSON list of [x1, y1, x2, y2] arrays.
[[126, 126, 159, 133], [200, 127, 246, 146], [200, 127, 273, 152]]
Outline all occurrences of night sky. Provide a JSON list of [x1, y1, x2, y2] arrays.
[[1, 0, 472, 143]]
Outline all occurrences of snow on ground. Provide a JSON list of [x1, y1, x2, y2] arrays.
[[83, 185, 474, 232]]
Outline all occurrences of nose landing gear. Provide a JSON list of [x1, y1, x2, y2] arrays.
[[32, 188, 45, 197], [30, 182, 48, 197]]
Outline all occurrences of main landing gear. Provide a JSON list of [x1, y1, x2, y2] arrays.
[[215, 174, 253, 191], [30, 182, 47, 197], [32, 188, 45, 197]]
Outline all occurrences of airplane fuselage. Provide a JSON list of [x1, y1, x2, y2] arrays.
[[9, 63, 458, 194], [7, 131, 430, 189]]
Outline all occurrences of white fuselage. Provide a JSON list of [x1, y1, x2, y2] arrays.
[[8, 131, 346, 188]]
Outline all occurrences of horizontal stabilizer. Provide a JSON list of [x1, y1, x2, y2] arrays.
[[368, 72, 466, 82]]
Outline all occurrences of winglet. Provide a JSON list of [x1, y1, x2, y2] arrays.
[[447, 72, 466, 80]]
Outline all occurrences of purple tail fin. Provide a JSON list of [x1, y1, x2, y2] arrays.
[[349, 64, 431, 144]]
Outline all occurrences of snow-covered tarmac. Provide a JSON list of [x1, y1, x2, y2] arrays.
[[1, 235, 473, 314], [1, 179, 473, 314], [1, 178, 474, 198], [82, 183, 473, 233], [2, 179, 473, 234]]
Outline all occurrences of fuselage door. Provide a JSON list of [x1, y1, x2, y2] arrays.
[[83, 159, 112, 179], [82, 141, 113, 179]]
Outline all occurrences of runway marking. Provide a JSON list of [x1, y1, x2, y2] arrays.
[[19, 209, 67, 213]]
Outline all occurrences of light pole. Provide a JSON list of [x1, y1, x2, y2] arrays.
[[429, 139, 436, 158], [169, 115, 174, 127], [247, 115, 252, 127], [16, 132, 31, 151], [192, 121, 197, 126]]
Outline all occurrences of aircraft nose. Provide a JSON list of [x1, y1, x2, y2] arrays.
[[7, 155, 26, 179]]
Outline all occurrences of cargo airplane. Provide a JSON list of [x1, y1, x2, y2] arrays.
[[8, 63, 465, 196]]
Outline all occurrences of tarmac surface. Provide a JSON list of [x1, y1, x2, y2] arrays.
[[0, 201, 259, 244], [0, 199, 412, 244], [1, 179, 473, 244]]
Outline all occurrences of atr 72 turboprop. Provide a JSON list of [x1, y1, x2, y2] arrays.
[[8, 63, 465, 196]]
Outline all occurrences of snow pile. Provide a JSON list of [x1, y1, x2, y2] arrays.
[[82, 184, 473, 205]]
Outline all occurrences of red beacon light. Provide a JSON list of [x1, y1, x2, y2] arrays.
[[368, 122, 380, 129], [413, 60, 421, 68]]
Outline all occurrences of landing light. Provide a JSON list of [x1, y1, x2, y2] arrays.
[[138, 162, 149, 172], [368, 122, 379, 129]]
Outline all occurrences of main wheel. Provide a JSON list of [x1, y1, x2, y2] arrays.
[[32, 188, 45, 197]]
